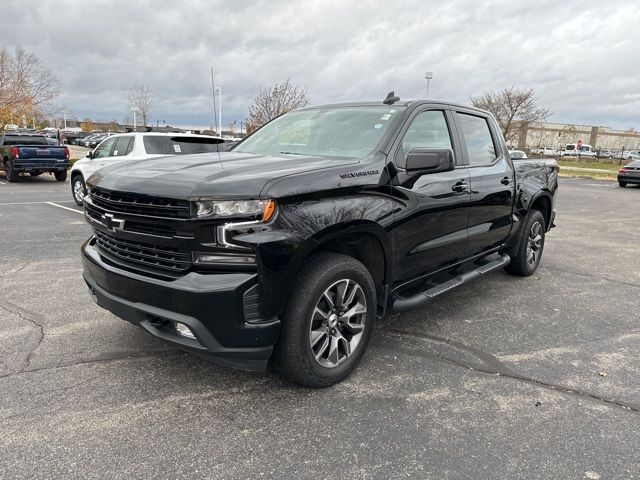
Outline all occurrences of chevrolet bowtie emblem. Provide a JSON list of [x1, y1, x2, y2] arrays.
[[100, 213, 125, 232]]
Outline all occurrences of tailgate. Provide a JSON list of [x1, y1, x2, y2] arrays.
[[18, 146, 68, 160]]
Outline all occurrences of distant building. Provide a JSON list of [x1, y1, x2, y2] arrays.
[[520, 121, 640, 151]]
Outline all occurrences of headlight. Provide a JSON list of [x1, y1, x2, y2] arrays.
[[195, 199, 276, 220]]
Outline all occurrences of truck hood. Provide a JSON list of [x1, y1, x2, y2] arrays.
[[87, 151, 360, 199]]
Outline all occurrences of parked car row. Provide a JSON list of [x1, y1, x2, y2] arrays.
[[74, 132, 118, 147], [529, 145, 640, 161]]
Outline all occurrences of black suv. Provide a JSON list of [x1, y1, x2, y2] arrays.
[[81, 96, 558, 387]]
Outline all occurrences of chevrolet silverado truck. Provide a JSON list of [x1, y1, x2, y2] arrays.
[[0, 133, 70, 182], [81, 94, 558, 387]]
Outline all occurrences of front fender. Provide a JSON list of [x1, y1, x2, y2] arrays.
[[236, 193, 395, 317]]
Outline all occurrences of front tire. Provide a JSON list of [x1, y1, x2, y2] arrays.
[[72, 175, 86, 206], [54, 170, 68, 182], [273, 252, 376, 388], [505, 209, 546, 277]]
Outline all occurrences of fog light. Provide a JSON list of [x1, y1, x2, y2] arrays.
[[194, 253, 256, 265], [175, 322, 196, 339]]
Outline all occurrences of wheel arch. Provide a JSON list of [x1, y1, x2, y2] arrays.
[[257, 220, 392, 319], [529, 191, 553, 229]]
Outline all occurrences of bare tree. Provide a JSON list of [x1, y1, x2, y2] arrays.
[[470, 86, 551, 145], [127, 84, 151, 127], [248, 79, 309, 128], [0, 46, 60, 127]]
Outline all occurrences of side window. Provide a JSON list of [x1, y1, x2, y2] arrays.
[[112, 136, 132, 157], [457, 113, 497, 166], [93, 138, 117, 158], [398, 110, 452, 168]]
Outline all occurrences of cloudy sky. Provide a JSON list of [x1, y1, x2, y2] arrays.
[[2, 0, 639, 130]]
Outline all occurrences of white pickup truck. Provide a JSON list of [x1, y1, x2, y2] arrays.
[[70, 132, 225, 205]]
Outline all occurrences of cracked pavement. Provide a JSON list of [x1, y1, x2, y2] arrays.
[[0, 176, 639, 479]]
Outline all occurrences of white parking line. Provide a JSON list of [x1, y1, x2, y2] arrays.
[[45, 202, 84, 214], [0, 200, 76, 206]]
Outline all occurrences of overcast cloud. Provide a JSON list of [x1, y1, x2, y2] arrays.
[[1, 0, 639, 129]]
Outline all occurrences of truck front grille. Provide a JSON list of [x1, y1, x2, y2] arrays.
[[85, 203, 177, 237], [89, 187, 190, 219], [94, 230, 192, 273]]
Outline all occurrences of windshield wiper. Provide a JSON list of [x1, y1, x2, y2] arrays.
[[279, 151, 306, 156]]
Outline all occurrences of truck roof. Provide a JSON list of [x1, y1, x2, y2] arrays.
[[298, 99, 492, 116]]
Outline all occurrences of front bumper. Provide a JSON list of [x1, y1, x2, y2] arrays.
[[82, 239, 280, 371]]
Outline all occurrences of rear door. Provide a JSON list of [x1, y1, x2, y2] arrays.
[[392, 107, 471, 282], [454, 110, 515, 257]]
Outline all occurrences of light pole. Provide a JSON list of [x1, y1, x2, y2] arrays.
[[131, 107, 140, 130], [424, 72, 433, 98]]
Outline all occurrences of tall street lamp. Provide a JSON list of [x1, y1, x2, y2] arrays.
[[131, 107, 140, 130], [425, 71, 433, 98]]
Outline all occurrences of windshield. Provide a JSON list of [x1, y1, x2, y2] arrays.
[[234, 106, 404, 158]]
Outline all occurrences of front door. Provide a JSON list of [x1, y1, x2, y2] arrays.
[[391, 108, 471, 283]]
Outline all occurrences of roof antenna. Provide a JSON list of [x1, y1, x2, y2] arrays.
[[383, 91, 400, 105]]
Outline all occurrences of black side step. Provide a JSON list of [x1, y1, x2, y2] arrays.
[[391, 254, 511, 313]]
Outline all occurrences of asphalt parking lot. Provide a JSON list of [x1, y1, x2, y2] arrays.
[[0, 175, 638, 479]]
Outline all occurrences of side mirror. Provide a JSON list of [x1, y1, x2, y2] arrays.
[[406, 148, 455, 174], [509, 152, 520, 160], [86, 151, 94, 159]]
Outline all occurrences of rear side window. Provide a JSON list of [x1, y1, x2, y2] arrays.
[[143, 136, 223, 155], [457, 113, 497, 166], [113, 136, 134, 157], [2, 135, 48, 146], [398, 110, 452, 168]]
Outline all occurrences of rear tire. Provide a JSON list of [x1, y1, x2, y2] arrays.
[[619, 181, 627, 188], [72, 175, 86, 206], [273, 252, 376, 388], [54, 170, 68, 182], [4, 160, 18, 182], [505, 209, 546, 277]]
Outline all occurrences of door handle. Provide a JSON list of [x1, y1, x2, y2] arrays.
[[500, 176, 512, 185], [451, 182, 469, 193]]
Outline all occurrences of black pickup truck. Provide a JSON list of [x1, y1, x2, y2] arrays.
[[81, 95, 558, 387], [0, 133, 70, 182]]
